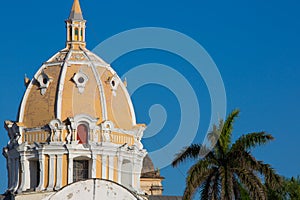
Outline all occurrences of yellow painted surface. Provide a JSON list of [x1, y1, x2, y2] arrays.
[[72, 66, 97, 117], [101, 70, 114, 126], [96, 155, 102, 179], [61, 130, 68, 143], [61, 64, 103, 122], [112, 85, 134, 129], [113, 156, 118, 182], [23, 66, 61, 128], [100, 69, 134, 130], [140, 178, 164, 196], [62, 154, 68, 187], [110, 132, 134, 146], [44, 155, 49, 188], [23, 131, 49, 144], [61, 64, 80, 120]]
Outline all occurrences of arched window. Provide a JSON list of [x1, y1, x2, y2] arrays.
[[77, 124, 88, 144], [75, 28, 79, 41], [69, 27, 72, 41]]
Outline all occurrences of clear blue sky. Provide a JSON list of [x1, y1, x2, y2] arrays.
[[0, 0, 300, 196]]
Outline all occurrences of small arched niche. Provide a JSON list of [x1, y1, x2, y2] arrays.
[[77, 124, 88, 144]]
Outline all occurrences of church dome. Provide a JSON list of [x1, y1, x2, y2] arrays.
[[18, 2, 136, 131], [19, 47, 136, 130], [142, 155, 155, 174]]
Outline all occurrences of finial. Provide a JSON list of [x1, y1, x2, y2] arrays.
[[24, 74, 30, 87]]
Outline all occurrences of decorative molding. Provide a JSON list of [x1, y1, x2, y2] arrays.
[[37, 70, 52, 95], [106, 74, 120, 96], [72, 70, 89, 94]]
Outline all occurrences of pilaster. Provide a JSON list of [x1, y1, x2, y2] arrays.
[[55, 154, 63, 190], [18, 155, 29, 192], [47, 155, 56, 191], [68, 155, 74, 184], [91, 154, 97, 178], [108, 156, 114, 180], [37, 154, 45, 191]]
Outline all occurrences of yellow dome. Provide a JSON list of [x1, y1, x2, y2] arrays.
[[19, 47, 136, 130], [18, 0, 136, 131]]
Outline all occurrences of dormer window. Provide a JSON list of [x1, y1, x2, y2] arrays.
[[106, 75, 120, 96], [37, 71, 52, 95], [72, 71, 88, 93]]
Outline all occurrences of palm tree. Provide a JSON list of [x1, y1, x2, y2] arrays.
[[172, 109, 281, 200], [268, 176, 300, 200]]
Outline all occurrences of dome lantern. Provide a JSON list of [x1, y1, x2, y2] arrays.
[[66, 0, 86, 49]]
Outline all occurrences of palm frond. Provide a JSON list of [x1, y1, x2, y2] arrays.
[[172, 144, 202, 167], [231, 132, 274, 153], [232, 151, 282, 190], [183, 161, 215, 200], [200, 169, 218, 200], [234, 168, 267, 200], [219, 109, 240, 153]]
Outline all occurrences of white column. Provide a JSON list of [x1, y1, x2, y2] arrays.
[[18, 155, 30, 192], [83, 24, 86, 42], [68, 155, 73, 184], [67, 23, 70, 41], [117, 157, 123, 184], [47, 155, 55, 191], [72, 26, 75, 42], [91, 154, 97, 178], [108, 156, 114, 180], [130, 158, 134, 188], [37, 154, 45, 191], [101, 155, 107, 179], [55, 155, 63, 190], [133, 158, 142, 189]]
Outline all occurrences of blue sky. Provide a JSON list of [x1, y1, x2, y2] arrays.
[[0, 0, 300, 196]]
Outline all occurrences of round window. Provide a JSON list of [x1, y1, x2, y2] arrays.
[[43, 78, 48, 84], [111, 80, 115, 87], [78, 77, 85, 84]]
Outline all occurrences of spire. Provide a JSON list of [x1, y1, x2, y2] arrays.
[[69, 0, 83, 20]]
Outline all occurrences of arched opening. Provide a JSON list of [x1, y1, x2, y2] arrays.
[[121, 159, 133, 188], [69, 27, 72, 41], [77, 124, 88, 144], [74, 28, 79, 41], [29, 160, 40, 190], [73, 158, 90, 182]]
